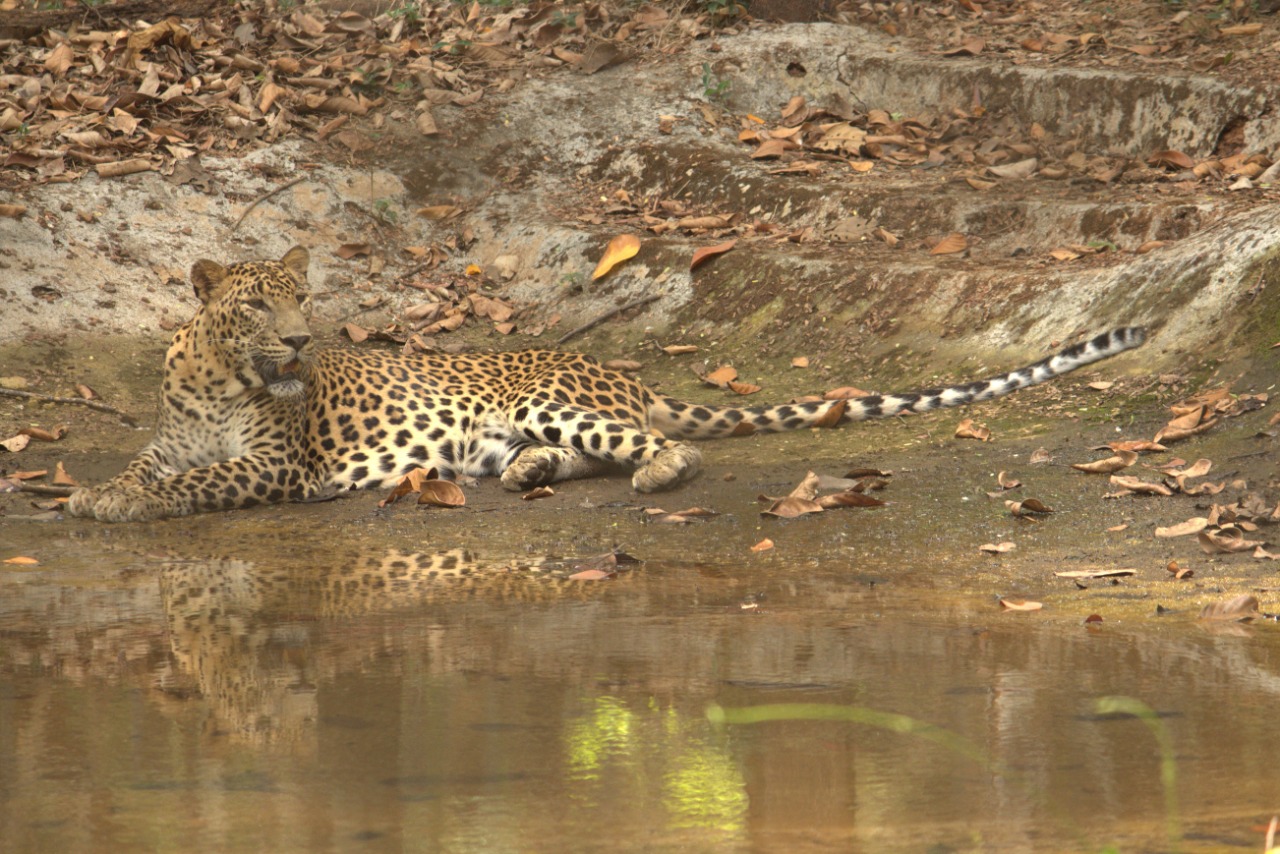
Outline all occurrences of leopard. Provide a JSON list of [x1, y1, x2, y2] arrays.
[[68, 245, 1146, 522]]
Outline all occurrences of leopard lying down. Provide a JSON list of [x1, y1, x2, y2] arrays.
[[69, 246, 1146, 522]]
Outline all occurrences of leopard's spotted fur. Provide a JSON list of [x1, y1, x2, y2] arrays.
[[68, 247, 1145, 522]]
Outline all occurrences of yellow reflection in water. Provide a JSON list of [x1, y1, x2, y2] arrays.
[[662, 740, 748, 832], [565, 697, 748, 834], [565, 695, 635, 780]]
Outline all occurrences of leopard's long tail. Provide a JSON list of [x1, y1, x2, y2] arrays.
[[650, 327, 1146, 440]]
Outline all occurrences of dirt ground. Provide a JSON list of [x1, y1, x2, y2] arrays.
[[2, 0, 1280, 619]]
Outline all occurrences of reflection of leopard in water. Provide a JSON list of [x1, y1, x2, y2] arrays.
[[70, 245, 1145, 521], [159, 548, 623, 743]]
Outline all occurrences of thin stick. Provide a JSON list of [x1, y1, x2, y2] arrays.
[[0, 388, 138, 427], [17, 482, 75, 497], [556, 294, 661, 346], [231, 175, 307, 232]]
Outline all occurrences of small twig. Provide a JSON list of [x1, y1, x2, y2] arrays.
[[18, 482, 75, 497], [0, 388, 139, 427], [231, 175, 307, 232], [557, 293, 662, 346]]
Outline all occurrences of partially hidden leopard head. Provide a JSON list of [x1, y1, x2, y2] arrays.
[[190, 246, 315, 399]]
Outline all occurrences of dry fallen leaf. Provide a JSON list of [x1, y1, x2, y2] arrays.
[[1166, 560, 1194, 579], [1198, 526, 1263, 554], [1148, 150, 1195, 171], [750, 538, 775, 553], [522, 486, 554, 500], [980, 542, 1016, 554], [3, 556, 39, 566], [592, 234, 641, 280], [1007, 498, 1053, 517], [1108, 474, 1174, 496], [417, 480, 466, 508], [1155, 517, 1209, 538], [929, 233, 969, 255], [1054, 569, 1135, 579], [1071, 450, 1138, 473], [662, 344, 698, 356], [999, 598, 1043, 611], [955, 418, 991, 441], [1198, 594, 1258, 622], [690, 239, 736, 270]]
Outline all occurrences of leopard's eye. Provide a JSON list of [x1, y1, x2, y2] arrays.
[[244, 298, 268, 311]]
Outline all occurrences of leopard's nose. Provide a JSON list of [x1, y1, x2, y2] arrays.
[[281, 334, 312, 352]]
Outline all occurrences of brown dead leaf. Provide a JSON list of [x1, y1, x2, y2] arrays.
[[703, 365, 738, 386], [1071, 450, 1138, 473], [1198, 525, 1263, 554], [824, 386, 870, 400], [52, 461, 78, 487], [1049, 248, 1081, 262], [1007, 498, 1053, 517], [761, 496, 825, 518], [988, 158, 1038, 179], [791, 356, 809, 368], [662, 345, 698, 356], [20, 425, 67, 442], [591, 234, 640, 280], [335, 243, 372, 259], [1030, 448, 1053, 464], [1155, 517, 1209, 538], [997, 471, 1021, 490], [417, 205, 460, 220], [342, 323, 370, 343], [1148, 150, 1195, 170], [999, 598, 1043, 611], [690, 239, 736, 271], [1054, 569, 1135, 579], [603, 360, 643, 372], [955, 418, 990, 441], [1166, 560, 1194, 579], [1108, 475, 1174, 496], [1107, 440, 1168, 453], [417, 480, 466, 508], [750, 538, 775, 552], [522, 486, 554, 500], [0, 434, 30, 453], [3, 556, 39, 566], [817, 491, 885, 509], [929, 233, 968, 255], [1198, 594, 1259, 621], [980, 542, 1016, 554]]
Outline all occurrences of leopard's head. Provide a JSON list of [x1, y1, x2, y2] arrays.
[[190, 246, 315, 399]]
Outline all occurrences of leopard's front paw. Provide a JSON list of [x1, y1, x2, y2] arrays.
[[69, 486, 172, 522], [632, 444, 701, 493], [501, 447, 561, 491]]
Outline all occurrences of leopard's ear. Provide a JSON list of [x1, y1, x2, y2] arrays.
[[190, 259, 229, 305], [280, 245, 309, 281]]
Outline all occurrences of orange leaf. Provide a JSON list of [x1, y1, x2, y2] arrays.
[[955, 418, 990, 441], [3, 556, 39, 565], [750, 538, 774, 552], [930, 233, 968, 255], [691, 239, 737, 270], [592, 234, 641, 280], [999, 598, 1043, 611], [417, 480, 466, 508], [1148, 150, 1194, 170], [1071, 450, 1137, 473]]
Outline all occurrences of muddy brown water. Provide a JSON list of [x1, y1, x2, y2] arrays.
[[3, 347, 1280, 852]]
